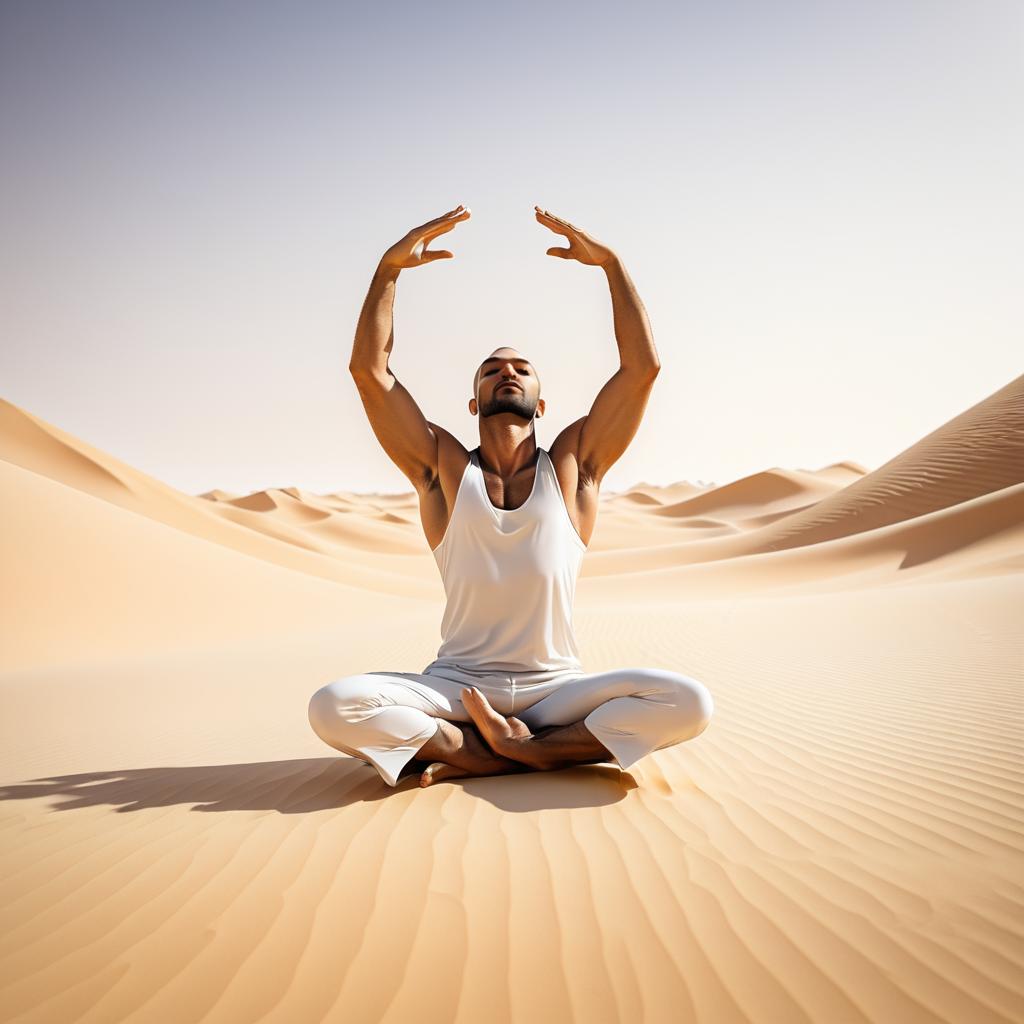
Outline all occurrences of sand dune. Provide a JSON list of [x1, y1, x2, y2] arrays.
[[0, 460, 426, 672], [654, 467, 838, 521], [583, 480, 1024, 600], [610, 480, 709, 504], [197, 487, 242, 501], [1, 376, 1022, 1023], [0, 399, 439, 588], [744, 373, 1024, 553]]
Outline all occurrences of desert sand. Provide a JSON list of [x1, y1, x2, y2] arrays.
[[1, 375, 1022, 1023]]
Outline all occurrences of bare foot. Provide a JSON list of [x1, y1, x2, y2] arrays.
[[417, 720, 530, 788], [419, 754, 535, 788], [461, 687, 540, 765], [419, 762, 471, 787]]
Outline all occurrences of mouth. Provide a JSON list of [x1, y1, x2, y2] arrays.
[[497, 382, 522, 393]]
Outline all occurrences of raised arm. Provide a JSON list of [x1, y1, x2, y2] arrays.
[[536, 207, 660, 485], [349, 205, 471, 489]]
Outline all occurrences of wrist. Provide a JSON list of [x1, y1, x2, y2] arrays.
[[601, 252, 622, 273], [374, 261, 402, 283]]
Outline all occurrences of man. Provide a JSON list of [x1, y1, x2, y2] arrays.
[[308, 204, 714, 788]]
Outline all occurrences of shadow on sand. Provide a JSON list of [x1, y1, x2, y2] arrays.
[[0, 756, 637, 815]]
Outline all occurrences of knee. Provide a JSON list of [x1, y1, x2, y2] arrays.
[[307, 675, 384, 747], [665, 674, 715, 739]]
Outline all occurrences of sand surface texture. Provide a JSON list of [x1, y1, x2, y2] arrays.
[[2, 376, 1022, 1023]]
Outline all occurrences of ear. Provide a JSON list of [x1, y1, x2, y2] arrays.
[[469, 398, 478, 417], [535, 397, 545, 419]]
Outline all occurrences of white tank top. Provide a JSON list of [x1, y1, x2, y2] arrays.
[[424, 446, 587, 673]]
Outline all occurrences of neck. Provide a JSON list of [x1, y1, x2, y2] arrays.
[[476, 435, 539, 478]]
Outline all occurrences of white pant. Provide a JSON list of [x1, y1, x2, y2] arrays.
[[307, 663, 715, 786]]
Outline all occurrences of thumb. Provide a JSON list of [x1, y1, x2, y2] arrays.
[[422, 250, 454, 262], [546, 246, 572, 258]]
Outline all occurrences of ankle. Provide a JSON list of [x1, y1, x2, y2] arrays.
[[417, 721, 538, 775], [514, 739, 573, 772], [416, 720, 463, 764]]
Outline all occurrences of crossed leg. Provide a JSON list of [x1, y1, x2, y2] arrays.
[[414, 717, 537, 787], [460, 686, 612, 772], [416, 703, 612, 787], [308, 667, 714, 788], [457, 666, 716, 778]]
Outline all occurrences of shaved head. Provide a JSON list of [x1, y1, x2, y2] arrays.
[[473, 347, 540, 397]]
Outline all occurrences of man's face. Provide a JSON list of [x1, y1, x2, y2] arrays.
[[474, 356, 540, 420]]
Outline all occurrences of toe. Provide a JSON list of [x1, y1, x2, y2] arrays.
[[507, 716, 532, 739], [461, 687, 488, 725], [464, 687, 497, 721], [420, 762, 469, 787]]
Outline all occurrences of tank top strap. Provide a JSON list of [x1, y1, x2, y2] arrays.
[[468, 446, 551, 510]]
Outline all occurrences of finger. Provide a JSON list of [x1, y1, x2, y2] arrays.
[[546, 246, 572, 258], [433, 205, 470, 224], [536, 207, 573, 233], [420, 207, 471, 241], [541, 207, 582, 234], [433, 204, 466, 221], [423, 215, 466, 240], [546, 210, 578, 232], [535, 209, 570, 236], [414, 205, 468, 234], [421, 249, 454, 262]]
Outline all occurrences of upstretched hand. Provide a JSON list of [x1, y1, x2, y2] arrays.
[[535, 206, 616, 267], [380, 204, 471, 271]]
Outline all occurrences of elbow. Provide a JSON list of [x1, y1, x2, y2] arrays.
[[349, 363, 381, 382], [621, 362, 660, 381]]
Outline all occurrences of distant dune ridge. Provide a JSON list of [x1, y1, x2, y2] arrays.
[[1, 374, 1022, 1023], [746, 372, 1024, 553]]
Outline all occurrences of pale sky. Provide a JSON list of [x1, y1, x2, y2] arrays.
[[2, 0, 1021, 496]]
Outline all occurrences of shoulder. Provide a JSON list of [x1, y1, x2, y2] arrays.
[[425, 422, 471, 493], [549, 417, 597, 487], [548, 417, 601, 506], [549, 416, 585, 459], [427, 421, 464, 453]]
